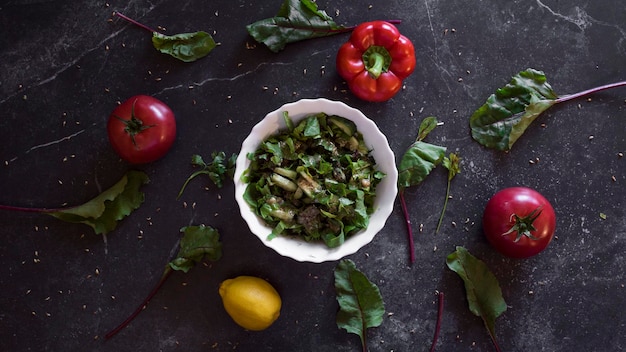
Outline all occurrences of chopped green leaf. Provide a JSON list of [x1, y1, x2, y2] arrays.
[[446, 246, 506, 352], [152, 31, 217, 62], [178, 152, 237, 199], [246, 0, 348, 53], [334, 259, 385, 351], [48, 170, 149, 235]]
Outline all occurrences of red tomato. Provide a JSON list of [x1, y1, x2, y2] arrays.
[[107, 95, 176, 164], [482, 187, 556, 258]]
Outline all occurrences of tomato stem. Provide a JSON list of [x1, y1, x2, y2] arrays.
[[399, 190, 415, 263], [105, 267, 173, 339], [114, 11, 158, 33], [501, 207, 542, 242]]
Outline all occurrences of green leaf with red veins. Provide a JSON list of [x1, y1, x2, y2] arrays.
[[446, 246, 506, 352]]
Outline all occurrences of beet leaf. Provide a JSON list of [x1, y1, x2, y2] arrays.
[[105, 225, 222, 338], [246, 0, 349, 53], [397, 117, 446, 263], [114, 12, 216, 62], [0, 170, 149, 235], [446, 246, 506, 352], [470, 68, 626, 150], [334, 259, 384, 352]]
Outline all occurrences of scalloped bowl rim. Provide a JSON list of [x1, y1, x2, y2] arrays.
[[234, 98, 398, 263]]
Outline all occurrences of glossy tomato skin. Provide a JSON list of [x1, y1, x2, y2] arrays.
[[107, 95, 176, 164], [482, 187, 556, 258]]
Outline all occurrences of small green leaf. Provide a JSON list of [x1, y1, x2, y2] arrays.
[[152, 31, 216, 62], [334, 259, 385, 351], [446, 246, 506, 350], [178, 152, 237, 199], [436, 153, 461, 233], [169, 225, 222, 273], [469, 68, 559, 151], [417, 116, 439, 141], [397, 141, 446, 189], [246, 0, 347, 53], [48, 171, 149, 235]]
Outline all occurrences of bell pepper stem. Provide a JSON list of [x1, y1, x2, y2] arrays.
[[362, 45, 392, 79]]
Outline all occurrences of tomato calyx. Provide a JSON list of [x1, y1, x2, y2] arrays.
[[501, 206, 543, 242], [113, 99, 156, 147]]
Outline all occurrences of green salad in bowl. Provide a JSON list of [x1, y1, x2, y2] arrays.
[[234, 98, 397, 263]]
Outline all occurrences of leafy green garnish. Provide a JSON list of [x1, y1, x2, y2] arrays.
[[435, 153, 461, 233], [48, 170, 149, 235], [446, 246, 506, 352], [246, 0, 348, 53], [152, 31, 217, 63], [397, 117, 447, 263], [470, 68, 626, 150], [178, 152, 237, 199], [334, 259, 384, 352], [243, 113, 383, 248], [105, 225, 222, 339]]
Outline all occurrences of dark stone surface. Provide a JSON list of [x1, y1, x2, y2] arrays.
[[1, 1, 624, 351]]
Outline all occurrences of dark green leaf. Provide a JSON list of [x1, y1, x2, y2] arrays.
[[397, 141, 446, 189], [417, 116, 439, 141], [49, 171, 149, 235], [469, 68, 559, 151], [152, 31, 216, 62], [446, 246, 506, 348], [246, 0, 347, 53], [334, 259, 385, 351], [169, 225, 222, 273]]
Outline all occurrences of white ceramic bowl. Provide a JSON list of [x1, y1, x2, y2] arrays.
[[234, 98, 398, 263]]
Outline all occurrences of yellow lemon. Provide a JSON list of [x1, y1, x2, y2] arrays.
[[218, 275, 282, 331]]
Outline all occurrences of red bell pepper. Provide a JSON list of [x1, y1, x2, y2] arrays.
[[336, 21, 416, 102]]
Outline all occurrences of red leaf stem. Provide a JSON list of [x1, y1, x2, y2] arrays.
[[399, 191, 415, 263], [113, 11, 158, 33], [555, 81, 626, 104], [0, 204, 68, 213], [429, 292, 444, 352], [104, 267, 173, 339]]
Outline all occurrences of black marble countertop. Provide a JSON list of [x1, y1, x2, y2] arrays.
[[1, 1, 625, 351]]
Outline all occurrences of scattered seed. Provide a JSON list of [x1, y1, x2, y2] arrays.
[[618, 152, 623, 158], [589, 135, 594, 140], [612, 175, 617, 182]]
